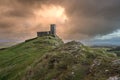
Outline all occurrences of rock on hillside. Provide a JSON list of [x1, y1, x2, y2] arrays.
[[23, 41, 120, 80]]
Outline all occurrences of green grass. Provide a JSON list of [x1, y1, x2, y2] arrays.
[[23, 41, 119, 80], [0, 36, 63, 80], [0, 36, 120, 80]]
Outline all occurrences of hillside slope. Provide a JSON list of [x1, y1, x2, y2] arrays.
[[23, 41, 120, 80], [0, 36, 120, 80], [0, 36, 63, 80]]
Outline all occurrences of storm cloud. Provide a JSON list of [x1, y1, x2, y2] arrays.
[[0, 0, 120, 42]]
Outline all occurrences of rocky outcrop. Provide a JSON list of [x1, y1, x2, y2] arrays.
[[108, 76, 120, 80], [112, 59, 120, 65]]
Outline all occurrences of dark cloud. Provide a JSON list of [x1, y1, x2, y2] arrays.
[[0, 0, 120, 42], [4, 9, 34, 18], [61, 0, 120, 38], [0, 22, 13, 28]]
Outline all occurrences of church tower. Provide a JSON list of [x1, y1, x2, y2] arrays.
[[50, 24, 56, 35]]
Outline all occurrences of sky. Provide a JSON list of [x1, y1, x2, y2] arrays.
[[0, 0, 120, 46]]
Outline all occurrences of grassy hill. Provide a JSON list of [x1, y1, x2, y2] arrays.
[[23, 41, 120, 80], [0, 35, 120, 80], [0, 36, 63, 80]]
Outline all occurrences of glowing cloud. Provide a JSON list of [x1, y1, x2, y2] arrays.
[[34, 5, 68, 24]]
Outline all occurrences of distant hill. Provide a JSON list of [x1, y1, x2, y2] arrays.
[[0, 35, 120, 80], [107, 47, 120, 57], [0, 42, 18, 49]]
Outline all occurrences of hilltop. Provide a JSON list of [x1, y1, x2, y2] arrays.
[[0, 35, 120, 80]]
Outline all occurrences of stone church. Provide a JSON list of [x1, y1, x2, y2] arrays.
[[37, 24, 56, 37]]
